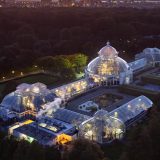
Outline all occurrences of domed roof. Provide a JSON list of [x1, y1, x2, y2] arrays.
[[98, 42, 118, 60], [86, 43, 130, 76], [0, 83, 55, 113]]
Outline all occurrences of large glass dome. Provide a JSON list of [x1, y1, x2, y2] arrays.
[[87, 56, 130, 75], [85, 42, 133, 85], [78, 110, 125, 144]]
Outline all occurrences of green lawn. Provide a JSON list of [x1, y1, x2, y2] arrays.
[[0, 73, 58, 100], [15, 74, 56, 86]]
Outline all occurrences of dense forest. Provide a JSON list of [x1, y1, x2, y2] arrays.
[[0, 8, 160, 73]]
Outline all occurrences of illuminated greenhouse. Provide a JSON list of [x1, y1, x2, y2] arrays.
[[78, 110, 125, 144], [109, 95, 153, 127], [135, 48, 160, 66], [0, 83, 55, 119], [53, 79, 88, 99], [85, 42, 133, 86]]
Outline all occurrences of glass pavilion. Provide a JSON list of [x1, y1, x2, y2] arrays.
[[109, 95, 153, 127], [0, 83, 55, 119], [78, 110, 125, 144], [78, 96, 153, 143], [85, 42, 133, 86]]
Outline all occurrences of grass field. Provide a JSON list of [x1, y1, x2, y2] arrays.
[[0, 73, 58, 99], [16, 74, 56, 86]]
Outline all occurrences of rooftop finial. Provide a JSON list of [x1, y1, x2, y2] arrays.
[[106, 41, 110, 46]]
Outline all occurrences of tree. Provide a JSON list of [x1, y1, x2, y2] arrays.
[[68, 54, 88, 73], [61, 68, 76, 80], [35, 56, 56, 70], [120, 107, 160, 160], [16, 34, 36, 49], [64, 138, 107, 160], [34, 40, 51, 55], [1, 80, 19, 99], [44, 146, 61, 160]]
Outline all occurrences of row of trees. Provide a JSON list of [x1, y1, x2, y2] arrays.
[[0, 132, 108, 160], [119, 106, 160, 160], [35, 53, 88, 75], [0, 134, 61, 160], [35, 53, 87, 80]]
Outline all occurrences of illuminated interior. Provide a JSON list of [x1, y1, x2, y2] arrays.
[[54, 79, 88, 99], [109, 95, 153, 124], [0, 83, 55, 118], [56, 133, 72, 144], [79, 110, 125, 143], [85, 43, 133, 85], [39, 122, 60, 133]]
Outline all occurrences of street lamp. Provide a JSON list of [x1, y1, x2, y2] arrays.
[[20, 72, 24, 76]]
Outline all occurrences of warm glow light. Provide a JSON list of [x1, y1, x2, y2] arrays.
[[32, 86, 40, 93], [22, 119, 34, 125], [56, 134, 72, 144], [114, 112, 118, 117]]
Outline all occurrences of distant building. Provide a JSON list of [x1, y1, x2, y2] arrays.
[[135, 48, 160, 67]]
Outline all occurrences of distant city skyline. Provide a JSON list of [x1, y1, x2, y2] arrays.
[[1, 0, 160, 8]]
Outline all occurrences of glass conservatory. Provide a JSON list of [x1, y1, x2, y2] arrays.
[[129, 58, 147, 71], [135, 48, 160, 66], [53, 79, 88, 99], [85, 42, 133, 86], [78, 110, 125, 144], [0, 83, 55, 119], [109, 95, 153, 127]]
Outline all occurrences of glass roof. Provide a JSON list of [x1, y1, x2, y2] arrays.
[[86, 43, 130, 76], [98, 42, 118, 60], [136, 48, 160, 62], [52, 108, 90, 127], [53, 79, 88, 99], [129, 58, 147, 71], [109, 95, 153, 123], [79, 110, 125, 143], [0, 83, 55, 113], [87, 56, 130, 75]]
